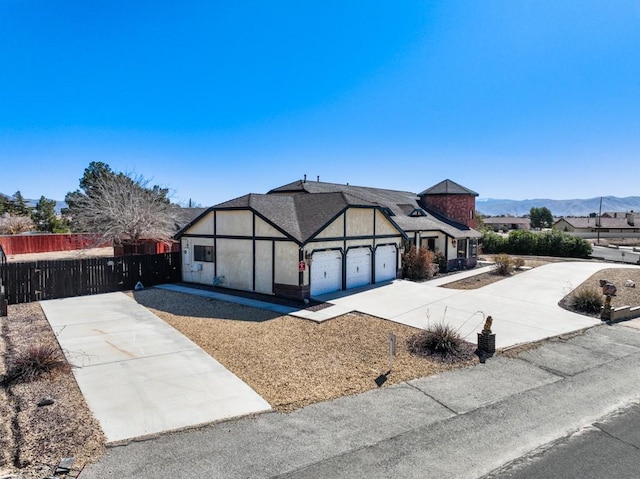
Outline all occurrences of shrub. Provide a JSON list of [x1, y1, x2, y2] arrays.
[[514, 257, 526, 270], [5, 343, 71, 384], [571, 287, 603, 314], [483, 229, 592, 258], [407, 322, 468, 361], [493, 254, 515, 275], [507, 230, 536, 255], [433, 250, 447, 274], [481, 231, 507, 254], [402, 246, 438, 280]]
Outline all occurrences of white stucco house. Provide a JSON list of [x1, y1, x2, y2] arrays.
[[175, 178, 481, 300]]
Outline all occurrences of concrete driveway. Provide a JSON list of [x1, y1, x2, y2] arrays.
[[307, 262, 640, 348], [41, 292, 271, 444]]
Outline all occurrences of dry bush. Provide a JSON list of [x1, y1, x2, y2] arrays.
[[403, 246, 438, 280], [407, 322, 475, 363], [571, 287, 603, 314], [5, 344, 71, 385], [493, 254, 515, 276], [514, 257, 526, 270]]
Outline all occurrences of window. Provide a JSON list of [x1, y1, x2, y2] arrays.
[[457, 239, 468, 259], [194, 245, 214, 262], [470, 239, 477, 257]]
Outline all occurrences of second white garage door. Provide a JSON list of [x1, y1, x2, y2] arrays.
[[346, 247, 372, 289], [375, 245, 397, 283], [310, 250, 342, 296]]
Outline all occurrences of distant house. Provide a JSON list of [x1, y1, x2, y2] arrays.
[[176, 178, 481, 300], [482, 217, 530, 232], [555, 212, 640, 238], [601, 211, 640, 221]]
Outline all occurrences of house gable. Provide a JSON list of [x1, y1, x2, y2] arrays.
[[183, 211, 215, 235]]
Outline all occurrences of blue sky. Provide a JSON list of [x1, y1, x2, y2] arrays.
[[1, 1, 639, 206]]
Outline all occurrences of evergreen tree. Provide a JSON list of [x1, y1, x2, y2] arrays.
[[32, 196, 68, 232]]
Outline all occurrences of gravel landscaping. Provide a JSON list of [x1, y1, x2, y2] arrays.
[[0, 303, 104, 479], [129, 288, 477, 412]]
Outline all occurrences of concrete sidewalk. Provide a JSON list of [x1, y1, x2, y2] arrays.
[[41, 292, 271, 444], [81, 320, 640, 479]]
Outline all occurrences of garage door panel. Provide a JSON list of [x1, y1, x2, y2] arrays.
[[310, 250, 342, 296], [375, 245, 397, 283], [346, 248, 372, 289]]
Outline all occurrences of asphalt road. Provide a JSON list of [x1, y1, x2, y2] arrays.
[[482, 400, 640, 479], [591, 245, 640, 264]]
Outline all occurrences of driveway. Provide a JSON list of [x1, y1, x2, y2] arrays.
[[306, 262, 640, 348], [41, 292, 271, 444]]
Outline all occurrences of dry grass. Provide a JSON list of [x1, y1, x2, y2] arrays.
[[0, 303, 105, 479], [130, 289, 477, 412]]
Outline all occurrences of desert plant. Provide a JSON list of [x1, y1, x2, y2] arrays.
[[493, 254, 515, 276], [402, 246, 438, 280], [4, 343, 71, 384], [407, 322, 466, 360], [571, 287, 603, 314]]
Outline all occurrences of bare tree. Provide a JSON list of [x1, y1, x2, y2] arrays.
[[67, 171, 179, 245], [0, 213, 34, 234]]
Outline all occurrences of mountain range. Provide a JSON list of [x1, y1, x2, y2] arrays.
[[3, 194, 639, 219], [477, 196, 640, 217]]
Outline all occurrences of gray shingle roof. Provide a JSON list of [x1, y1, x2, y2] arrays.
[[418, 179, 479, 197], [215, 191, 383, 243], [269, 180, 481, 238], [483, 217, 530, 225], [555, 217, 639, 229], [179, 179, 481, 242]]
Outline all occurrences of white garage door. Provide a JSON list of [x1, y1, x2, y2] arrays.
[[346, 247, 372, 289], [310, 250, 342, 296], [375, 245, 397, 283]]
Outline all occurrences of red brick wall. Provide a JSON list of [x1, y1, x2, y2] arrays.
[[422, 195, 476, 228]]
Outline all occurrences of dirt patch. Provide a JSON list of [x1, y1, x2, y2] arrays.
[[440, 270, 521, 290], [0, 303, 105, 478], [559, 268, 640, 317], [130, 288, 477, 412], [5, 247, 114, 263]]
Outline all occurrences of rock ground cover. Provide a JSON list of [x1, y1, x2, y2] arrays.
[[0, 303, 104, 479], [130, 288, 477, 412]]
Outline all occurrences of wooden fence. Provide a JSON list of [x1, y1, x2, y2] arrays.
[[0, 252, 181, 305], [0, 244, 6, 315], [0, 233, 109, 255]]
